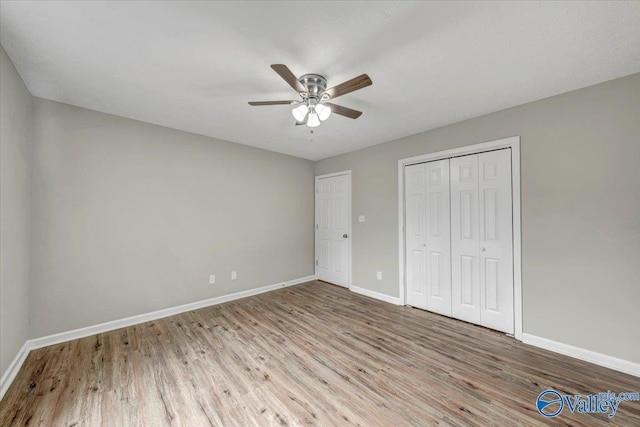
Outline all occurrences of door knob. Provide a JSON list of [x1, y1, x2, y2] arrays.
[[481, 247, 486, 252], [343, 234, 348, 238]]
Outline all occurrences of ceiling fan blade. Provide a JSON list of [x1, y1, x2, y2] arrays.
[[248, 100, 296, 106], [271, 64, 305, 94], [322, 74, 372, 100], [326, 103, 363, 119]]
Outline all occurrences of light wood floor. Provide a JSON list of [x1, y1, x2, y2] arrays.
[[1, 281, 638, 426]]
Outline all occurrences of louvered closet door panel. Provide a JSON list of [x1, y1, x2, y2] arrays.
[[479, 149, 514, 333], [405, 163, 427, 309], [450, 155, 481, 325], [425, 159, 452, 316]]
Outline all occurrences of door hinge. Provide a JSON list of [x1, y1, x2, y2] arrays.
[[315, 260, 319, 266], [316, 224, 319, 229]]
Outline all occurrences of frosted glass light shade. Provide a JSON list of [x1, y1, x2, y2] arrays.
[[292, 104, 308, 121], [307, 112, 320, 127], [315, 103, 332, 121]]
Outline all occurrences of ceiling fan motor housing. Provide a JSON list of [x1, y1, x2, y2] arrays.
[[299, 74, 327, 100]]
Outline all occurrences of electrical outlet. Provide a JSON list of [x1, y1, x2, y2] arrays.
[[231, 271, 237, 280], [359, 215, 365, 223], [209, 274, 216, 285], [376, 271, 382, 280]]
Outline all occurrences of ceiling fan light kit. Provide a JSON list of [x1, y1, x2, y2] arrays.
[[315, 103, 331, 121], [307, 111, 321, 128], [292, 103, 308, 121], [249, 64, 372, 128]]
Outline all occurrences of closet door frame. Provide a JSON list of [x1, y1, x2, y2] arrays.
[[398, 136, 522, 340]]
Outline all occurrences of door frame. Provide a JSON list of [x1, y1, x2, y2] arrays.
[[315, 170, 352, 289], [397, 136, 522, 340]]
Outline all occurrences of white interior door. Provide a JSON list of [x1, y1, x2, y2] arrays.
[[316, 173, 350, 287], [478, 150, 513, 333], [404, 163, 427, 309], [425, 160, 452, 316], [450, 155, 482, 325]]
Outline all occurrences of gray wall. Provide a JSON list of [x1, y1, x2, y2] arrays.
[[0, 45, 32, 374], [315, 73, 640, 364], [30, 98, 314, 338]]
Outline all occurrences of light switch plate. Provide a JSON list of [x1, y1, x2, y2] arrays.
[[376, 271, 382, 280], [209, 275, 216, 284], [231, 271, 237, 280], [359, 215, 365, 223]]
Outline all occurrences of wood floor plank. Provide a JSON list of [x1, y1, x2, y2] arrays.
[[1, 281, 639, 426]]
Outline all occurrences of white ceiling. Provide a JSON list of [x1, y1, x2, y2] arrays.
[[1, 1, 639, 161]]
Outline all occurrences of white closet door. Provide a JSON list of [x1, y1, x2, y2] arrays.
[[450, 155, 481, 324], [404, 163, 427, 309], [478, 150, 514, 333], [425, 160, 451, 316]]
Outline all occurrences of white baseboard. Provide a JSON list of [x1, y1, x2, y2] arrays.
[[0, 341, 31, 401], [0, 275, 315, 400], [30, 275, 315, 350], [523, 333, 640, 378], [350, 285, 401, 305]]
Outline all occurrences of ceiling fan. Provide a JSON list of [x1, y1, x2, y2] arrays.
[[248, 64, 372, 128]]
